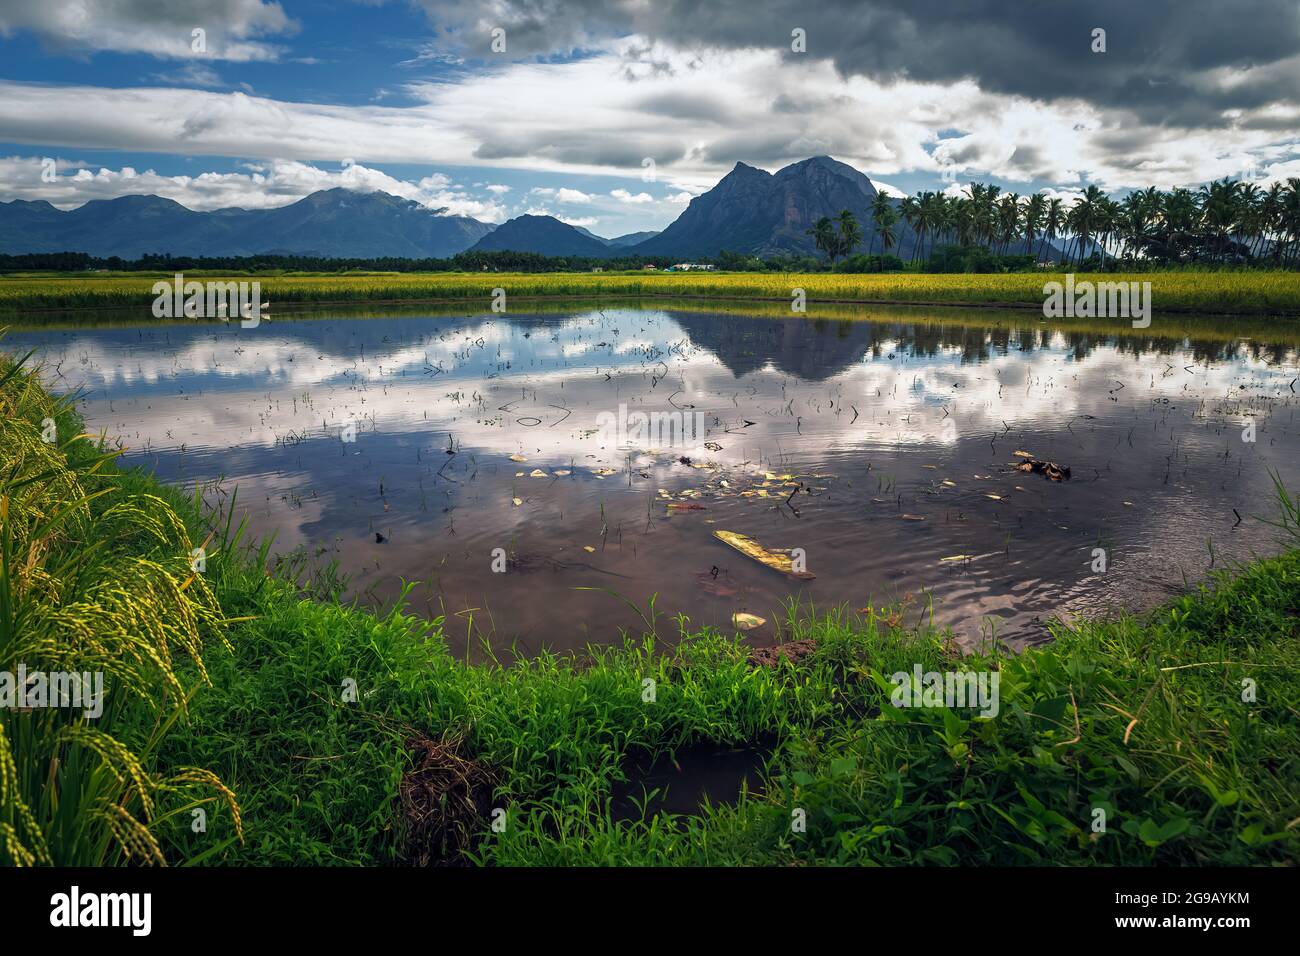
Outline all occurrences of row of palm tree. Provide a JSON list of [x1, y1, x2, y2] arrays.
[[883, 177, 1300, 266]]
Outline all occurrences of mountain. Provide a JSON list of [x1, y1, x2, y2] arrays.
[[606, 230, 659, 247], [468, 214, 614, 257], [565, 226, 660, 249], [630, 156, 910, 259], [0, 188, 495, 258]]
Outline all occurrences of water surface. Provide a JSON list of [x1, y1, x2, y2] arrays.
[[12, 304, 1300, 655]]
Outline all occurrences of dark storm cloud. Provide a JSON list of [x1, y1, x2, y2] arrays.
[[422, 0, 1300, 128]]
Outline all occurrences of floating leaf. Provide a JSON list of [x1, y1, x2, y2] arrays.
[[985, 494, 1003, 500], [732, 612, 766, 630], [529, 469, 548, 478], [940, 554, 973, 562], [509, 454, 528, 462], [713, 530, 815, 579], [583, 545, 596, 553], [1013, 450, 1034, 459], [899, 514, 926, 521], [554, 469, 571, 476], [511, 497, 522, 507]]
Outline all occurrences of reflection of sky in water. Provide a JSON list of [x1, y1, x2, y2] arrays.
[[13, 309, 1300, 656]]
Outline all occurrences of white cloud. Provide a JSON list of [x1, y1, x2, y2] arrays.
[[148, 63, 226, 88], [484, 183, 511, 193], [665, 191, 693, 204], [871, 180, 907, 198], [0, 0, 296, 61], [555, 187, 593, 203], [611, 188, 653, 203]]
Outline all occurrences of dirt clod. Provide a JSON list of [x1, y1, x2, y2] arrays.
[[397, 731, 495, 866], [748, 638, 818, 668]]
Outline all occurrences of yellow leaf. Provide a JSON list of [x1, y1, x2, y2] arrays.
[[509, 454, 528, 462], [713, 530, 814, 579], [732, 612, 766, 631]]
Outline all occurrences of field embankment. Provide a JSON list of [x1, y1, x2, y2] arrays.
[[2, 269, 1300, 317], [2, 346, 1298, 866]]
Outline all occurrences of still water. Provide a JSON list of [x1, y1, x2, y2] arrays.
[[12, 304, 1300, 656]]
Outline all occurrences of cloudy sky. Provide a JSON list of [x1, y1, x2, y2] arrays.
[[1, 0, 1298, 237]]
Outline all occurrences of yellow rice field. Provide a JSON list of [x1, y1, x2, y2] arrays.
[[1, 269, 1298, 315]]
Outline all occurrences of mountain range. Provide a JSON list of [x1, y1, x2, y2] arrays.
[[0, 188, 494, 259], [0, 156, 1039, 261]]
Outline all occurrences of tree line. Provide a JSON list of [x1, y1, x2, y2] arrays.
[[804, 177, 1300, 267]]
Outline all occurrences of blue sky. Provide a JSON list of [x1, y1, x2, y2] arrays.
[[1, 0, 1297, 238]]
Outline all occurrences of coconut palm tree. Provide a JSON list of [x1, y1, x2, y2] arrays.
[[807, 217, 839, 264], [869, 191, 894, 257], [837, 209, 863, 259], [1042, 197, 1063, 263], [1023, 193, 1046, 261]]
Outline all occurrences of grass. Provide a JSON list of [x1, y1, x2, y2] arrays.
[[2, 269, 1300, 317], [2, 343, 1298, 866]]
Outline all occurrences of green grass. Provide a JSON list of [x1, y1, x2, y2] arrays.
[[3, 269, 1300, 316], [3, 344, 1298, 866]]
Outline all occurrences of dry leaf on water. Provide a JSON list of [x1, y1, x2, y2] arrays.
[[732, 612, 766, 630], [713, 530, 815, 579]]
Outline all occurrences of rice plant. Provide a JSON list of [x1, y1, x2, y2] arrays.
[[0, 345, 241, 866]]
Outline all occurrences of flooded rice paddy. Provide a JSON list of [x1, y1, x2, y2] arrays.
[[12, 303, 1300, 656]]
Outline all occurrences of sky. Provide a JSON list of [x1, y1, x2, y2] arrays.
[[0, 0, 1297, 239]]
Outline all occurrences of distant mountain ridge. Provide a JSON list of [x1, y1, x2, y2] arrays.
[[0, 188, 495, 258]]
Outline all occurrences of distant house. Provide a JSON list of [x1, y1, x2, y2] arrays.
[[666, 263, 716, 271], [591, 266, 604, 272], [642, 264, 658, 270]]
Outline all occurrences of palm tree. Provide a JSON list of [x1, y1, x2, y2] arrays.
[[1042, 197, 1063, 263], [1023, 193, 1046, 261], [875, 204, 900, 255], [807, 217, 839, 264], [837, 210, 863, 260], [869, 191, 894, 257], [1067, 185, 1107, 265], [899, 196, 921, 263]]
